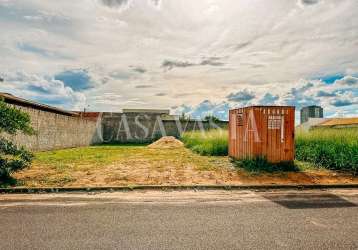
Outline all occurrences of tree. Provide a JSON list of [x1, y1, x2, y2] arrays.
[[204, 115, 221, 123], [0, 98, 34, 181], [179, 112, 191, 122]]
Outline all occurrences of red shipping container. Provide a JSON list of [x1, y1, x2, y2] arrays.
[[228, 106, 295, 163]]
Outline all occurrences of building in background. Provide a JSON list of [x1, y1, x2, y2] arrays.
[[300, 105, 323, 124], [315, 118, 358, 129], [296, 117, 358, 131]]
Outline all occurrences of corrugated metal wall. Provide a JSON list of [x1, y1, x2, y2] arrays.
[[229, 106, 295, 163]]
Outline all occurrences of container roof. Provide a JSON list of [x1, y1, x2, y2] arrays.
[[0, 92, 78, 116]]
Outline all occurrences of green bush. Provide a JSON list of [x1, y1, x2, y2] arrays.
[[181, 129, 228, 156], [233, 156, 297, 172], [0, 98, 34, 181], [295, 128, 358, 173]]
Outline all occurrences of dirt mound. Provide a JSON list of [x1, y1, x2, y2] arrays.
[[148, 136, 184, 149]]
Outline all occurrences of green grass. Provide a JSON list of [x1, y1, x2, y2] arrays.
[[35, 145, 141, 169], [8, 144, 233, 187], [182, 128, 358, 173], [34, 144, 223, 171], [233, 157, 298, 173], [295, 128, 358, 173], [181, 129, 228, 156], [4, 137, 356, 187]]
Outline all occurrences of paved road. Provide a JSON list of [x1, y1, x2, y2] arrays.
[[0, 189, 357, 250]]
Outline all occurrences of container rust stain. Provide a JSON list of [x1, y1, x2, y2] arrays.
[[229, 106, 295, 163]]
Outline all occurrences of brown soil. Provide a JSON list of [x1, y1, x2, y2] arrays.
[[148, 136, 184, 149], [11, 145, 358, 187], [236, 170, 358, 185]]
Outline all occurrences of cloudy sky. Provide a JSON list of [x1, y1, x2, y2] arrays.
[[0, 0, 357, 122]]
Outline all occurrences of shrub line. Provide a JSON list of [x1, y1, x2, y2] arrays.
[[1, 184, 358, 194]]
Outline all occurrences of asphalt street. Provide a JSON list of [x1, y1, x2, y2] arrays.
[[0, 189, 357, 250]]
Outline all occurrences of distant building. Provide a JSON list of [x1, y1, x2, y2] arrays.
[[296, 117, 358, 131], [122, 109, 170, 115], [121, 109, 179, 121], [315, 117, 358, 128], [300, 105, 323, 124]]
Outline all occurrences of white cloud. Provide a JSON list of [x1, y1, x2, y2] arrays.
[[0, 0, 357, 118], [175, 76, 358, 121], [0, 71, 86, 110], [99, 0, 132, 9], [148, 0, 161, 9], [297, 0, 321, 9]]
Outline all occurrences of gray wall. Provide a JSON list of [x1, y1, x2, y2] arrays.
[[3, 105, 102, 151], [101, 112, 228, 143], [3, 106, 228, 151]]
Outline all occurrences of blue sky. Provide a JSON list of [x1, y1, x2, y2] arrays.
[[0, 0, 357, 121]]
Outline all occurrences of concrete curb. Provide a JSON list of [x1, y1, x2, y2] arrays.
[[0, 184, 358, 194]]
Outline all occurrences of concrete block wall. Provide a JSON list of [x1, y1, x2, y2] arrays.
[[2, 105, 102, 151], [101, 112, 228, 143], [2, 105, 228, 150]]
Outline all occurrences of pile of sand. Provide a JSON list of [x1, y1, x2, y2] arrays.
[[148, 136, 184, 149]]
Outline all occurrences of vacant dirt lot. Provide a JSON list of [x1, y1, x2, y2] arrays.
[[11, 145, 358, 187]]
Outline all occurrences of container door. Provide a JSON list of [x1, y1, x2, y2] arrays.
[[267, 109, 285, 162]]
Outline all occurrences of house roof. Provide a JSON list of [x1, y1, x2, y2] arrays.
[[0, 92, 78, 116], [122, 109, 170, 114], [301, 105, 322, 109], [318, 118, 358, 127]]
